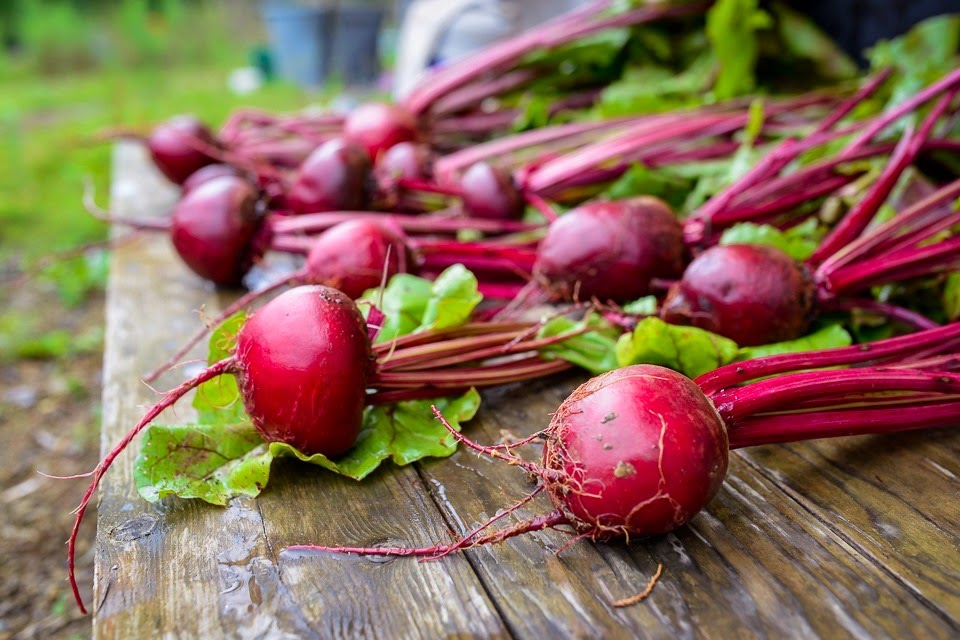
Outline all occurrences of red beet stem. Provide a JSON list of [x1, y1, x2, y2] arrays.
[[815, 176, 960, 277], [372, 355, 571, 389], [843, 66, 960, 153], [696, 322, 960, 395], [269, 211, 539, 236], [823, 235, 960, 295], [403, 1, 708, 117], [809, 88, 957, 265], [728, 400, 960, 448], [820, 298, 940, 331], [712, 369, 960, 424], [434, 117, 641, 180]]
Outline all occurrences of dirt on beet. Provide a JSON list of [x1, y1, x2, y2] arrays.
[[0, 272, 101, 640]]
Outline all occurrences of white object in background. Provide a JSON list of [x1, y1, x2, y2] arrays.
[[392, 0, 590, 100]]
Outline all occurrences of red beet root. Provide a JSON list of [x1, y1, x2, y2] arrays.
[[287, 138, 372, 214], [660, 244, 817, 346], [235, 286, 373, 455], [534, 197, 687, 302], [147, 115, 221, 185], [181, 163, 247, 194], [460, 162, 524, 220], [170, 175, 267, 287], [543, 366, 728, 537], [344, 102, 419, 161]]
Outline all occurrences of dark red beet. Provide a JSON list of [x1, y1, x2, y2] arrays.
[[460, 162, 524, 220], [235, 285, 372, 456], [660, 244, 817, 346], [374, 141, 434, 183], [147, 115, 221, 185], [170, 175, 265, 287], [181, 163, 246, 194], [303, 220, 412, 298], [344, 102, 419, 161], [287, 138, 372, 214], [534, 197, 687, 302], [543, 365, 728, 537]]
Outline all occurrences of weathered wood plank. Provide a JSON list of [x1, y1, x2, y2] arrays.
[[94, 143, 506, 639]]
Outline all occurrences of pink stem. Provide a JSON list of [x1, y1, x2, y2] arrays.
[[728, 401, 960, 448], [269, 211, 540, 236], [842, 66, 960, 153], [809, 88, 956, 266], [820, 298, 940, 331], [696, 323, 960, 395], [712, 369, 960, 424]]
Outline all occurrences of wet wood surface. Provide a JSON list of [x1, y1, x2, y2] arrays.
[[94, 142, 959, 639]]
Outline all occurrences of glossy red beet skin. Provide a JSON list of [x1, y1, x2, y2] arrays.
[[344, 103, 419, 161], [181, 163, 246, 194], [660, 244, 817, 346], [304, 220, 412, 298], [287, 138, 372, 214], [460, 162, 524, 220], [170, 175, 264, 287], [543, 364, 729, 537], [234, 286, 373, 457], [147, 115, 220, 185], [534, 196, 687, 302], [374, 141, 434, 183]]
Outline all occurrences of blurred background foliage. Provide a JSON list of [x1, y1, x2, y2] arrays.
[[0, 0, 313, 262]]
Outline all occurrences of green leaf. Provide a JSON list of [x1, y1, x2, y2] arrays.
[[706, 0, 772, 100], [360, 273, 433, 343], [943, 272, 960, 321], [719, 218, 825, 261], [359, 265, 482, 343], [601, 162, 693, 211], [537, 314, 620, 375], [867, 15, 960, 132], [616, 317, 739, 378], [734, 324, 852, 361], [134, 422, 272, 505], [193, 312, 248, 425], [621, 295, 659, 316], [135, 390, 481, 502], [273, 389, 481, 480], [420, 265, 484, 332], [771, 3, 858, 81]]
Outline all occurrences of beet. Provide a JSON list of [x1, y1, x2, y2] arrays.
[[147, 115, 221, 185], [303, 220, 412, 299], [661, 244, 817, 346], [374, 141, 434, 183], [287, 138, 372, 214], [235, 285, 373, 456], [343, 102, 419, 161], [170, 175, 266, 287], [534, 197, 687, 302], [181, 163, 247, 194], [543, 365, 728, 537], [460, 162, 524, 220]]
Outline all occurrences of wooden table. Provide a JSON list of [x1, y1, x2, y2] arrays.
[[93, 142, 960, 639]]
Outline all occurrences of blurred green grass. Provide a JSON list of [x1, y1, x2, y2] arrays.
[[0, 0, 316, 261]]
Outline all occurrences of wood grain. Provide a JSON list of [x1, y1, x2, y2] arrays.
[[94, 142, 960, 639]]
